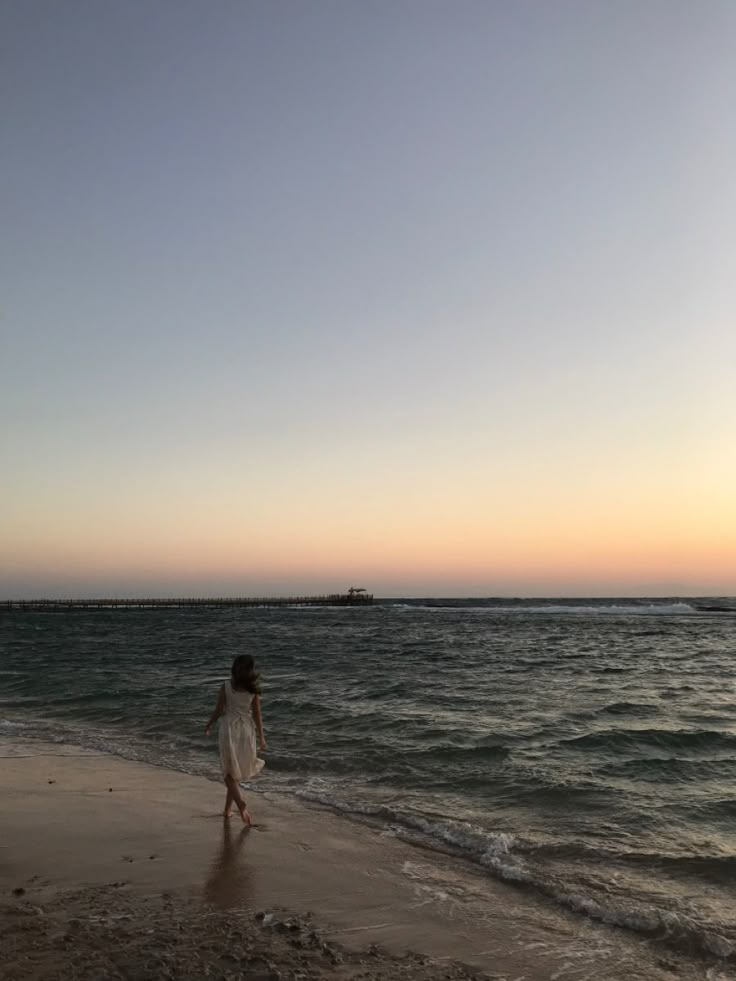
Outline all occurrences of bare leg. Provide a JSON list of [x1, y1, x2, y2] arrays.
[[225, 774, 252, 825], [223, 784, 234, 818]]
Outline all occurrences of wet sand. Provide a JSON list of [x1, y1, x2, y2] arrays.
[[0, 738, 718, 980]]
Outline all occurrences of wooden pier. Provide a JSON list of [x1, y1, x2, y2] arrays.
[[0, 593, 374, 612]]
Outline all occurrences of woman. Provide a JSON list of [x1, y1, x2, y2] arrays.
[[205, 654, 266, 824]]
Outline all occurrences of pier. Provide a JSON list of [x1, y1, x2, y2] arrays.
[[0, 593, 374, 612]]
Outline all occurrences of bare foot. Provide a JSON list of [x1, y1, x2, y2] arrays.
[[238, 805, 253, 826], [223, 808, 233, 819]]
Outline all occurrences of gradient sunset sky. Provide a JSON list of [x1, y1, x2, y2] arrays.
[[2, 1, 734, 598]]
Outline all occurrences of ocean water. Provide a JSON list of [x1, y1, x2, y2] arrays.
[[1, 597, 735, 966]]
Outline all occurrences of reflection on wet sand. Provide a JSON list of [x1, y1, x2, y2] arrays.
[[203, 820, 253, 907]]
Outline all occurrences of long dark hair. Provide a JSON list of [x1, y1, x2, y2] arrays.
[[231, 654, 260, 694]]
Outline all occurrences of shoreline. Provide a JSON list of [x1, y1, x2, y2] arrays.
[[4, 718, 734, 967], [0, 736, 715, 980]]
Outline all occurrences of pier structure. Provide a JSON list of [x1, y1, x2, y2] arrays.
[[0, 593, 374, 612]]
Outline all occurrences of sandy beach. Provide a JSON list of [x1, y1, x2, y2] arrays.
[[0, 737, 724, 981]]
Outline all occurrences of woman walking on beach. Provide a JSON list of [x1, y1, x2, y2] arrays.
[[205, 654, 266, 824]]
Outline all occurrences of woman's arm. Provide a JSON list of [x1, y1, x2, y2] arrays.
[[252, 695, 266, 750], [204, 686, 226, 736]]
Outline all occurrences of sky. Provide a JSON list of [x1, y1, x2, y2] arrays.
[[2, 1, 735, 598]]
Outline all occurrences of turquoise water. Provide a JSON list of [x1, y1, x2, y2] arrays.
[[1, 597, 735, 963]]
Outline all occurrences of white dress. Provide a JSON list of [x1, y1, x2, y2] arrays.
[[218, 680, 265, 782]]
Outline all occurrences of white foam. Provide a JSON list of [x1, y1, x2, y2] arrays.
[[388, 602, 698, 616], [296, 787, 735, 961]]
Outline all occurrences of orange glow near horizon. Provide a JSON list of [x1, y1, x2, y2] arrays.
[[4, 496, 734, 597], [3, 397, 734, 597]]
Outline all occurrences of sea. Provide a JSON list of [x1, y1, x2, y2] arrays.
[[1, 597, 735, 968]]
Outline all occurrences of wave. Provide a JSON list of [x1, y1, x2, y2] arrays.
[[693, 603, 736, 614], [527, 839, 736, 882], [599, 701, 661, 716], [384, 600, 700, 616], [506, 602, 698, 616], [695, 798, 736, 820], [598, 755, 736, 782], [557, 892, 733, 959], [296, 788, 734, 961], [558, 727, 736, 755]]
